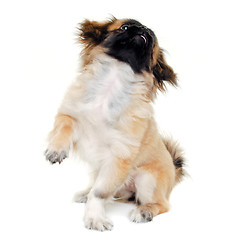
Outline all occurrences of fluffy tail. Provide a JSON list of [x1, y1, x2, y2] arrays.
[[162, 137, 185, 184]]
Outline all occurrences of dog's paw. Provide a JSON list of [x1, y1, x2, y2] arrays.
[[73, 190, 90, 203], [130, 208, 153, 223], [84, 217, 113, 231], [44, 149, 68, 164]]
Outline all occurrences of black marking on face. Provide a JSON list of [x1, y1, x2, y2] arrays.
[[103, 19, 156, 73]]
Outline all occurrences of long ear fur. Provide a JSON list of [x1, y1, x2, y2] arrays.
[[78, 17, 116, 50], [152, 46, 177, 91]]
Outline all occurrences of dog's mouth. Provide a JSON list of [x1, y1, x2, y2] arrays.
[[132, 34, 147, 45], [140, 34, 147, 44]]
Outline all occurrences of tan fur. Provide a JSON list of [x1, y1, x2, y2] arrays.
[[48, 114, 75, 151], [162, 137, 185, 184], [46, 18, 184, 230], [126, 117, 176, 214], [107, 19, 125, 31]]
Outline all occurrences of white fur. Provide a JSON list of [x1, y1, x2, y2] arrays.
[[84, 191, 113, 231], [129, 208, 144, 223], [134, 170, 156, 204], [56, 54, 154, 230]]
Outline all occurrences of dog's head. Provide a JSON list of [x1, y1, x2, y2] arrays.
[[78, 17, 177, 91]]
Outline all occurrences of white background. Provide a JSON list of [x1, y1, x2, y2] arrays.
[[0, 0, 240, 239]]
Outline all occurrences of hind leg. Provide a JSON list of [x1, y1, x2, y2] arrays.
[[130, 159, 175, 223]]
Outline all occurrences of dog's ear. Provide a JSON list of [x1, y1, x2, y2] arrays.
[[78, 17, 116, 49], [152, 45, 177, 91]]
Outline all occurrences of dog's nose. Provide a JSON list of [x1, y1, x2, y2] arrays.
[[130, 25, 144, 31], [132, 26, 146, 35]]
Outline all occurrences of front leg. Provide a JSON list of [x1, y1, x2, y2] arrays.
[[83, 117, 148, 231], [84, 157, 132, 231], [45, 113, 75, 164]]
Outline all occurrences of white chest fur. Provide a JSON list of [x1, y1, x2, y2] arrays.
[[83, 55, 137, 123]]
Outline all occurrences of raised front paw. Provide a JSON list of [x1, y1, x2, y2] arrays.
[[44, 149, 68, 164]]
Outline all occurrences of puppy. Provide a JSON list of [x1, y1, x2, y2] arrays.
[[45, 17, 184, 231]]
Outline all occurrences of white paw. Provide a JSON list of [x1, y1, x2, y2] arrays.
[[130, 208, 153, 223], [84, 216, 113, 231]]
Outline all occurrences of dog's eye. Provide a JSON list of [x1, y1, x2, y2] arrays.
[[120, 25, 128, 31]]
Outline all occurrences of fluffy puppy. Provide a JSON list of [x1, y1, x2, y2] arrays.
[[45, 17, 185, 231]]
